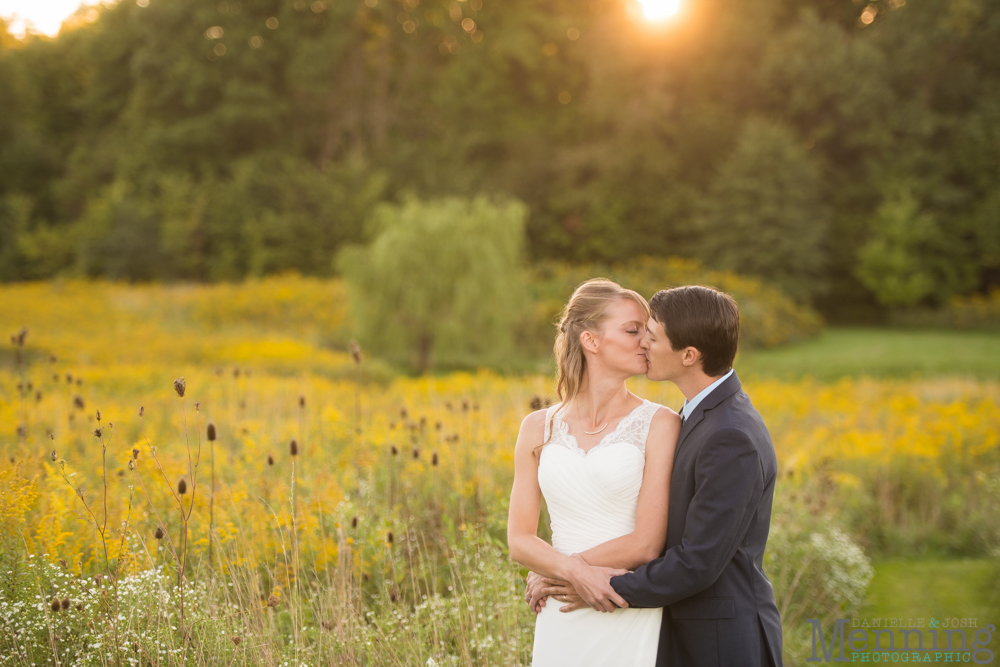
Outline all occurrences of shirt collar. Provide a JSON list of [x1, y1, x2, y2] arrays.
[[682, 369, 734, 420]]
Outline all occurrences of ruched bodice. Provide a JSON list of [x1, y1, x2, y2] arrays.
[[531, 398, 665, 667], [538, 399, 661, 556]]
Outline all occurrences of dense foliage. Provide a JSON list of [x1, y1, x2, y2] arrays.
[[1, 0, 999, 318], [338, 196, 528, 372]]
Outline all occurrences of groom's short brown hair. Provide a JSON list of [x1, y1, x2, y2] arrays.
[[649, 286, 739, 377]]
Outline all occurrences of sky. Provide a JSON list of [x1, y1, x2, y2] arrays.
[[0, 0, 679, 39], [0, 0, 90, 38]]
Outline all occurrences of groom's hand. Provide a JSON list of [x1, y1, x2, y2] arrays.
[[563, 554, 629, 613]]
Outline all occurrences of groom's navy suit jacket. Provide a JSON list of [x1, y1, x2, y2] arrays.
[[611, 371, 783, 667]]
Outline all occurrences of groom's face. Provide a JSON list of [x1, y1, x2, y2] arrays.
[[641, 316, 685, 382]]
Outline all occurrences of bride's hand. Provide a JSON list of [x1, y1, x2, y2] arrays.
[[525, 571, 561, 614]]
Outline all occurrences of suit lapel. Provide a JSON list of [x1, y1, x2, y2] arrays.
[[675, 371, 743, 452]]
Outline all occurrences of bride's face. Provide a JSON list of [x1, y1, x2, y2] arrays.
[[585, 299, 649, 377]]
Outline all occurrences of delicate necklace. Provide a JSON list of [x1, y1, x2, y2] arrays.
[[579, 389, 631, 435]]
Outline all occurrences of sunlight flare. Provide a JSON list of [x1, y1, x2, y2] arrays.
[[639, 0, 681, 21]]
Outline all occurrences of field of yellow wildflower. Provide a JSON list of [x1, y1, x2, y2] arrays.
[[1, 278, 998, 666]]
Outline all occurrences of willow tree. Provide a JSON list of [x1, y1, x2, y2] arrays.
[[338, 196, 528, 373]]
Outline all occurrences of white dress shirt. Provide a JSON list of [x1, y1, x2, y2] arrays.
[[681, 369, 735, 421]]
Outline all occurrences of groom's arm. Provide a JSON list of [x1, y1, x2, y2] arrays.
[[611, 427, 764, 609]]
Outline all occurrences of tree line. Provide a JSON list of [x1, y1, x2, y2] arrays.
[[0, 0, 997, 321]]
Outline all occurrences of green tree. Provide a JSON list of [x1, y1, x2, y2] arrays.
[[338, 196, 527, 373], [855, 189, 977, 307], [696, 118, 830, 301]]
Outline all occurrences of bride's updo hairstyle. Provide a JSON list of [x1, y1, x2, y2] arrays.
[[540, 279, 650, 451]]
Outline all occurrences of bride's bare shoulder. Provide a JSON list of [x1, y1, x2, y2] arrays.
[[649, 405, 682, 432], [512, 409, 548, 456], [519, 408, 548, 435]]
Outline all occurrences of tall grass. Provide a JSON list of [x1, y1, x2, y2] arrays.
[[1, 280, 998, 664]]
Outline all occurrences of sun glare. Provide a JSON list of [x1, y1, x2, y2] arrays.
[[0, 0, 91, 38], [639, 0, 681, 21]]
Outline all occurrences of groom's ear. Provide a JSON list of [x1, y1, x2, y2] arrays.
[[680, 346, 702, 368]]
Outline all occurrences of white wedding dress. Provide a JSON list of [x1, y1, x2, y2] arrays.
[[531, 399, 664, 667]]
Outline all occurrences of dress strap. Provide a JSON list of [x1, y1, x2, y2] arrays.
[[628, 400, 664, 455], [542, 404, 560, 443]]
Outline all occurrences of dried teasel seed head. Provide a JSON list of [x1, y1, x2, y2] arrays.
[[76, 602, 82, 611], [386, 531, 394, 544], [154, 527, 165, 540], [462, 400, 469, 411], [289, 439, 298, 456], [50, 450, 57, 461], [349, 340, 363, 365], [132, 448, 139, 459], [127, 460, 134, 470], [530, 396, 542, 411], [351, 516, 358, 528], [435, 421, 442, 431], [298, 395, 306, 408], [96, 410, 101, 422], [321, 620, 334, 630], [267, 454, 274, 466], [231, 636, 242, 646], [432, 451, 439, 466], [412, 447, 420, 459], [267, 594, 279, 608], [93, 428, 102, 438], [207, 423, 216, 441], [390, 445, 398, 456], [51, 598, 61, 612], [173, 377, 185, 398], [73, 396, 84, 410], [61, 598, 70, 610], [178, 479, 187, 495], [58, 559, 67, 569], [139, 406, 144, 417]]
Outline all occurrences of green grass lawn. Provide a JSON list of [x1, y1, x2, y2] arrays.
[[863, 558, 997, 623], [737, 327, 1000, 381]]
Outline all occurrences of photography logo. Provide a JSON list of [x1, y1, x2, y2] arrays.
[[806, 617, 995, 663]]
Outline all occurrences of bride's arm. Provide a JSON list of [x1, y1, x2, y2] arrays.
[[507, 410, 629, 612], [576, 408, 680, 570], [506, 410, 580, 579]]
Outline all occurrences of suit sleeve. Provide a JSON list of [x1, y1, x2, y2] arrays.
[[611, 427, 764, 608]]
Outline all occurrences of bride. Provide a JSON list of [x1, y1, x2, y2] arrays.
[[507, 278, 681, 666]]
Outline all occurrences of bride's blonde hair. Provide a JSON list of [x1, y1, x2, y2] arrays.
[[537, 279, 651, 455]]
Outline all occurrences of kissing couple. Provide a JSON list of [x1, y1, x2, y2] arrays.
[[507, 280, 784, 667]]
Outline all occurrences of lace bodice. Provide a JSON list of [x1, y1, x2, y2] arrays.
[[542, 399, 661, 457], [537, 399, 662, 556]]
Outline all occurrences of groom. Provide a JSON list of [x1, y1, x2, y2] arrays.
[[542, 285, 783, 667]]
